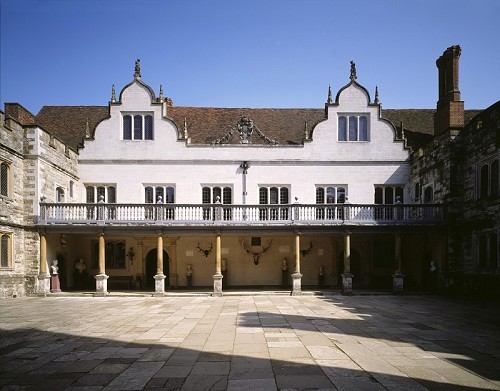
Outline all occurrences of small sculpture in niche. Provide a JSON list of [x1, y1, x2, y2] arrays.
[[186, 264, 193, 288]]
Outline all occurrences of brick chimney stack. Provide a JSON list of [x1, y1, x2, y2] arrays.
[[434, 45, 464, 135]]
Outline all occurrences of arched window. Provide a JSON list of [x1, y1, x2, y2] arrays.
[[374, 187, 383, 204], [492, 160, 499, 197], [348, 116, 358, 141], [56, 187, 65, 202], [202, 187, 211, 204], [134, 115, 143, 139], [69, 181, 74, 198], [259, 187, 268, 205], [316, 187, 325, 204], [145, 115, 153, 140], [86, 186, 95, 203], [97, 186, 105, 202], [107, 186, 116, 203], [165, 187, 175, 203], [326, 187, 335, 204], [123, 115, 132, 140], [359, 116, 368, 141], [145, 186, 154, 203], [424, 186, 434, 203], [480, 164, 489, 199], [155, 186, 164, 203], [338, 116, 347, 141]]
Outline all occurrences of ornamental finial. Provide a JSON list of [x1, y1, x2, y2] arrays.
[[349, 60, 357, 81], [111, 84, 116, 102], [327, 85, 333, 104], [183, 117, 188, 139], [134, 59, 141, 79], [159, 84, 164, 102], [374, 85, 379, 104]]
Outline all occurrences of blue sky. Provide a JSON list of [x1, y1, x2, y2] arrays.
[[1, 0, 499, 115]]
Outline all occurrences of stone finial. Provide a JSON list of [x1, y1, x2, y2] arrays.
[[327, 85, 333, 104], [159, 84, 164, 102], [134, 59, 141, 79], [374, 85, 379, 104], [85, 117, 91, 138], [111, 84, 116, 103], [304, 121, 309, 140], [183, 117, 188, 139], [350, 60, 357, 81]]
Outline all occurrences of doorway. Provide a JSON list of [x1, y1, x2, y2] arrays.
[[145, 249, 169, 290]]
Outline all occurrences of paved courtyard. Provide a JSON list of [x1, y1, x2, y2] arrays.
[[0, 293, 499, 391]]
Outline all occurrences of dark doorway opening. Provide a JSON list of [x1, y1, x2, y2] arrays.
[[145, 249, 169, 290]]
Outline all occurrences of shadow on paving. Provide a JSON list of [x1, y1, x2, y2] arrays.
[[0, 295, 499, 391]]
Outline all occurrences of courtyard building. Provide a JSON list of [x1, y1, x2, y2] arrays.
[[0, 46, 498, 298]]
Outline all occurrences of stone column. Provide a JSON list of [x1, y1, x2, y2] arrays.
[[154, 233, 166, 296], [342, 232, 353, 295], [37, 233, 50, 296], [213, 233, 223, 296], [291, 233, 302, 296], [166, 238, 178, 288], [393, 233, 405, 293], [94, 233, 108, 296]]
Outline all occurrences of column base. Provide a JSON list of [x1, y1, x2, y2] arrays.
[[94, 273, 109, 296], [154, 274, 166, 296], [213, 273, 223, 297], [291, 272, 303, 296], [393, 273, 405, 294], [342, 272, 353, 296], [37, 273, 51, 297]]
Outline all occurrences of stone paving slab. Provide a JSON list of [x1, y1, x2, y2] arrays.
[[0, 294, 500, 390]]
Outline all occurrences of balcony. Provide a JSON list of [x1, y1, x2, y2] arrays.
[[38, 202, 447, 229]]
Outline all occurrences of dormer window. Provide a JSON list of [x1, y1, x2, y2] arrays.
[[338, 115, 369, 142], [123, 114, 153, 140]]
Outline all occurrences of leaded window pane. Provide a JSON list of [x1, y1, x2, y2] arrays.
[[480, 164, 489, 198], [123, 115, 132, 140], [223, 187, 232, 204], [395, 187, 404, 203], [326, 187, 335, 204], [384, 187, 394, 204], [156, 186, 164, 203], [134, 115, 142, 139], [202, 187, 211, 204], [213, 187, 221, 203], [338, 116, 347, 141], [316, 187, 325, 204], [97, 186, 105, 202], [491, 160, 499, 197], [107, 187, 116, 203], [145, 115, 153, 140], [349, 116, 358, 141], [1, 235, 8, 267], [0, 163, 8, 196], [86, 186, 95, 203], [145, 187, 154, 203], [375, 187, 383, 204], [337, 188, 346, 203], [166, 187, 175, 203], [359, 116, 368, 141], [280, 188, 288, 204], [259, 188, 268, 204], [270, 187, 279, 204]]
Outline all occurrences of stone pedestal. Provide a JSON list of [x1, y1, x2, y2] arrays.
[[341, 272, 353, 295], [50, 275, 61, 293], [291, 272, 303, 296], [94, 273, 109, 296], [37, 274, 51, 297], [392, 273, 405, 294], [154, 274, 166, 296], [213, 273, 223, 297]]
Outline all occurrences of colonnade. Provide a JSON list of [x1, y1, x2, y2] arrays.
[[37, 231, 406, 296]]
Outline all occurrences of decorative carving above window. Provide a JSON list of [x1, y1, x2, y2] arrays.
[[212, 117, 279, 146]]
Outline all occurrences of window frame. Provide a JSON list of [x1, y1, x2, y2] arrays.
[[0, 160, 11, 198], [477, 157, 500, 200], [338, 114, 370, 142], [122, 113, 154, 141], [374, 185, 405, 204], [0, 232, 13, 269], [85, 184, 117, 203]]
